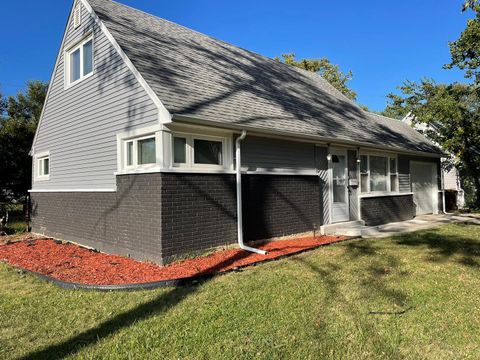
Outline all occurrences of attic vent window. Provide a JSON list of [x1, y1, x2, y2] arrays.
[[73, 5, 82, 28]]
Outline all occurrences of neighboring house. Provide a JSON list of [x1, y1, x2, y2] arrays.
[[30, 0, 444, 264], [402, 113, 465, 209]]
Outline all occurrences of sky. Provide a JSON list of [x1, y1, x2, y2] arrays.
[[0, 0, 474, 112]]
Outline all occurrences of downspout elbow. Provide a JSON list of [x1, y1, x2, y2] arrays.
[[236, 130, 267, 255]]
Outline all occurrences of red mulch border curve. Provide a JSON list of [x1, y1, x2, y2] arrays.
[[0, 234, 348, 290]]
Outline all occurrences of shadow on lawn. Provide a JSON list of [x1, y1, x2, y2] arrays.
[[19, 250, 253, 360]]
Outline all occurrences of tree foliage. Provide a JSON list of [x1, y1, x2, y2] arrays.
[[444, 12, 480, 83], [275, 53, 357, 100], [0, 81, 48, 198]]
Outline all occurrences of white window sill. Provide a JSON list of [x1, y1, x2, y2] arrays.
[[35, 175, 50, 182], [115, 166, 161, 175], [359, 192, 413, 198]]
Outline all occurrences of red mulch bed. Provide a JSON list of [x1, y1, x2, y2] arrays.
[[0, 235, 345, 285]]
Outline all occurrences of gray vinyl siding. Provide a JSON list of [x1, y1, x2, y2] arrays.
[[316, 146, 330, 225], [240, 136, 316, 173], [32, 2, 158, 190]]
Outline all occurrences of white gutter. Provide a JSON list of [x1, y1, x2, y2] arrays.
[[441, 158, 447, 214], [235, 130, 267, 255]]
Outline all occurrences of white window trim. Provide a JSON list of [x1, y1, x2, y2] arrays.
[[64, 34, 94, 89], [359, 152, 398, 195], [171, 131, 232, 171], [123, 134, 158, 171], [35, 151, 50, 181]]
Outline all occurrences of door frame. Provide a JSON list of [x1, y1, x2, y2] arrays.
[[329, 147, 350, 223], [410, 160, 439, 215]]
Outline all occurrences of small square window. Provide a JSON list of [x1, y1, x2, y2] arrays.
[[193, 139, 223, 165], [66, 36, 93, 87], [137, 137, 156, 165], [37, 154, 50, 180]]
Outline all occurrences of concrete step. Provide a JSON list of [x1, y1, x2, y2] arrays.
[[321, 220, 365, 236]]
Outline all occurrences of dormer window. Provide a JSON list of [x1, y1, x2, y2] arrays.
[[65, 35, 93, 87]]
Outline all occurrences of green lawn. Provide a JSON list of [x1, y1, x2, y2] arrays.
[[1, 224, 480, 359]]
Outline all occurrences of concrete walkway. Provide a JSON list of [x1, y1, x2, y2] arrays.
[[325, 213, 480, 238], [361, 213, 480, 238]]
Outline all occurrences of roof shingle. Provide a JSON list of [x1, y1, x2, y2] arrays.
[[88, 0, 442, 155]]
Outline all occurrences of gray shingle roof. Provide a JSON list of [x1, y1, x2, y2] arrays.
[[88, 0, 442, 155]]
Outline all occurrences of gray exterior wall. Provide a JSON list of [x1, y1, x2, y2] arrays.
[[160, 173, 237, 261], [361, 195, 415, 226], [315, 146, 330, 225], [241, 136, 316, 173], [31, 174, 163, 263], [242, 175, 320, 241], [32, 1, 158, 190], [398, 155, 441, 193]]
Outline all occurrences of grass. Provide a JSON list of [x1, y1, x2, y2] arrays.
[[1, 223, 480, 359], [2, 205, 27, 235]]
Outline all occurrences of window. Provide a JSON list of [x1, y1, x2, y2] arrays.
[[360, 155, 368, 193], [124, 136, 156, 169], [390, 157, 398, 192], [173, 137, 187, 164], [194, 139, 223, 165], [172, 133, 228, 169], [66, 36, 93, 86], [360, 154, 398, 194], [37, 153, 50, 180], [370, 156, 387, 192]]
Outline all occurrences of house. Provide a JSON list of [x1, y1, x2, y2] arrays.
[[401, 113, 465, 210], [30, 0, 444, 264]]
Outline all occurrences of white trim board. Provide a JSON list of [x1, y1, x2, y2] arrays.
[[29, 189, 116, 193]]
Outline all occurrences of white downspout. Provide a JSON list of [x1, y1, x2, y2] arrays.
[[441, 158, 447, 214], [236, 130, 267, 255]]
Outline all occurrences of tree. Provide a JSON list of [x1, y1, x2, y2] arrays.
[[0, 81, 48, 198], [444, 11, 480, 83], [275, 53, 357, 100], [383, 79, 480, 207]]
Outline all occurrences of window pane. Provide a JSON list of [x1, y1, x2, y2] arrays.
[[194, 139, 222, 165], [126, 141, 133, 166], [370, 156, 387, 192], [44, 158, 49, 175], [390, 175, 397, 192], [390, 157, 397, 173], [70, 48, 81, 82], [360, 155, 368, 173], [332, 155, 346, 203], [361, 174, 368, 193], [83, 40, 93, 75], [173, 137, 186, 164], [137, 138, 156, 165]]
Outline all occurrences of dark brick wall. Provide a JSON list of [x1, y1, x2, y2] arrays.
[[361, 195, 415, 226], [160, 173, 237, 260], [31, 174, 163, 263], [160, 173, 322, 261], [242, 175, 320, 241], [32, 172, 323, 264]]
